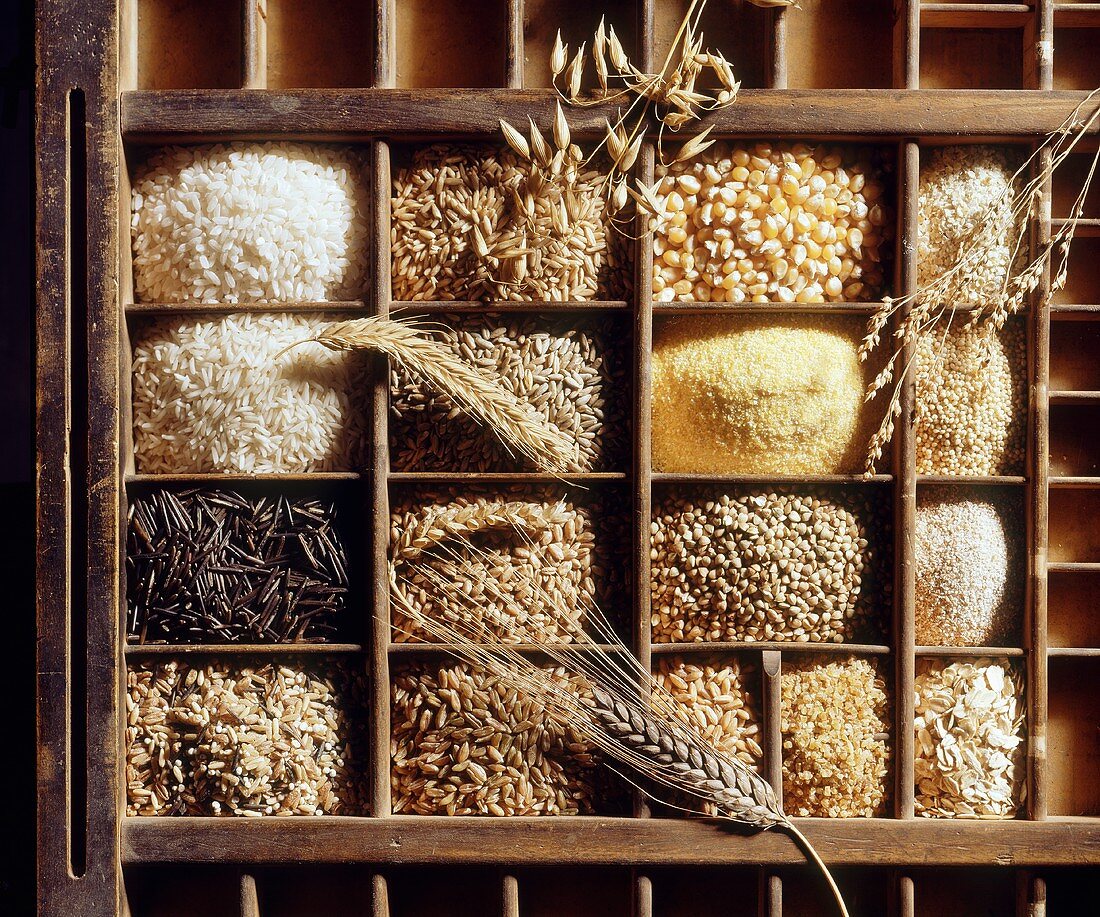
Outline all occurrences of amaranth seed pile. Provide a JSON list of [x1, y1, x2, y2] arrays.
[[915, 659, 1025, 818], [390, 315, 629, 472], [781, 657, 891, 818], [126, 660, 365, 816], [651, 488, 891, 644], [391, 661, 606, 815], [651, 316, 868, 474]]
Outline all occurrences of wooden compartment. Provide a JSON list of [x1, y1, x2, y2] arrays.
[[1048, 657, 1100, 817], [1049, 488, 1100, 563], [265, 0, 374, 88], [785, 1, 894, 89], [1051, 148, 1100, 218], [395, 0, 509, 88], [1054, 27, 1100, 90], [385, 868, 502, 917], [649, 867, 759, 915], [1050, 237, 1100, 305], [1048, 569, 1100, 649], [123, 867, 242, 917], [654, 0, 771, 88], [919, 27, 1025, 88], [1050, 404, 1100, 476], [912, 868, 1018, 916], [255, 867, 374, 916], [778, 866, 890, 916], [1050, 318, 1100, 391], [523, 0, 640, 88], [1042, 867, 1100, 909], [518, 868, 633, 917], [135, 0, 241, 89]]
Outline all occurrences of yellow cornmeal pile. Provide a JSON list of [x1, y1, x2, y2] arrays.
[[651, 316, 865, 474], [916, 321, 1027, 476], [781, 657, 891, 818]]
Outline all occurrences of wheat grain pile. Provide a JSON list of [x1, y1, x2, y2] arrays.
[[132, 313, 370, 474], [132, 143, 369, 303]]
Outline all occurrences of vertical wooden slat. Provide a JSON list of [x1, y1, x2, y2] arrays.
[[241, 0, 268, 89], [1036, 0, 1054, 92], [634, 874, 653, 917], [503, 873, 520, 917], [893, 0, 919, 89], [375, 0, 396, 88], [372, 873, 391, 917], [1028, 875, 1047, 917], [767, 7, 788, 89], [762, 650, 783, 917], [239, 873, 261, 917], [506, 0, 524, 88], [898, 874, 915, 917]]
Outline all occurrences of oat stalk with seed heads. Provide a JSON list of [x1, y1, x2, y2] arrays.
[[387, 512, 850, 917], [859, 88, 1100, 476]]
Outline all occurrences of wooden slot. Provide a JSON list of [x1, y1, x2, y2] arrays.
[[395, 0, 508, 88], [1048, 569, 1100, 648], [123, 866, 241, 917], [522, 0, 640, 89], [135, 0, 241, 89], [777, 866, 890, 916], [517, 868, 633, 917], [384, 867, 501, 917], [919, 27, 1024, 88], [1051, 237, 1100, 304], [252, 866, 374, 916], [265, 0, 374, 88], [1050, 319, 1100, 390], [1051, 147, 1100, 219], [784, 1, 894, 89], [1054, 27, 1100, 89], [1041, 867, 1100, 909], [648, 867, 760, 915], [1049, 487, 1100, 563], [912, 868, 1018, 916], [654, 0, 771, 89], [1050, 404, 1100, 476], [1048, 657, 1100, 816]]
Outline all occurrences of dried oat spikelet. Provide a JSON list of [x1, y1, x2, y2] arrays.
[[287, 315, 581, 474], [746, 0, 801, 8]]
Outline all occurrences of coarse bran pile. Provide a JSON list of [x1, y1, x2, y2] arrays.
[[651, 316, 867, 474], [132, 313, 370, 474], [652, 141, 892, 303], [915, 487, 1020, 647], [391, 661, 607, 815], [132, 143, 369, 303], [781, 657, 891, 818], [390, 315, 628, 472], [126, 660, 365, 816], [914, 659, 1025, 818], [391, 145, 626, 302], [916, 320, 1027, 476], [651, 488, 891, 644]]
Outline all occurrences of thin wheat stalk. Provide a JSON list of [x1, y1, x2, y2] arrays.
[[283, 314, 581, 474]]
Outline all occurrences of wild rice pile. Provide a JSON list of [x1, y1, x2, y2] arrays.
[[390, 315, 628, 472], [781, 657, 891, 818], [132, 143, 369, 303], [916, 321, 1027, 476], [390, 493, 598, 644], [651, 316, 867, 474], [915, 488, 1019, 646], [132, 313, 369, 473], [915, 659, 1025, 818], [651, 488, 890, 644], [390, 145, 626, 301], [391, 661, 604, 815], [126, 660, 365, 816], [652, 141, 892, 303]]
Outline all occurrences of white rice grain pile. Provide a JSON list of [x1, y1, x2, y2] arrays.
[[132, 143, 369, 303], [132, 313, 370, 474]]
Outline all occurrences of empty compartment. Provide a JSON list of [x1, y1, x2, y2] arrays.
[[650, 868, 759, 916], [1055, 28, 1100, 90], [1052, 237, 1100, 305], [1051, 404, 1100, 476], [519, 869, 633, 917], [1051, 319, 1100, 391], [265, 0, 373, 88], [779, 866, 889, 916], [124, 867, 241, 917], [655, 0, 771, 88], [385, 868, 502, 917], [1049, 569, 1100, 648], [257, 867, 373, 916], [920, 28, 1024, 89], [395, 0, 508, 87], [1049, 656, 1100, 816], [523, 0, 639, 88], [1052, 148, 1100, 219], [136, 0, 241, 89], [785, 1, 893, 89], [913, 868, 1018, 916], [1042, 868, 1100, 909], [1050, 487, 1100, 563]]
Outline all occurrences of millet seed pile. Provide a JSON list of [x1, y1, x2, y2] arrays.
[[652, 141, 892, 303], [391, 661, 607, 815], [915, 659, 1025, 818], [915, 487, 1020, 647], [126, 660, 365, 816], [916, 320, 1027, 476], [390, 315, 629, 472], [651, 488, 891, 644], [781, 657, 891, 818]]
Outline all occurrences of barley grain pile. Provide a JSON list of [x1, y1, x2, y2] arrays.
[[391, 145, 626, 302], [651, 316, 867, 474], [918, 145, 1019, 310], [126, 660, 365, 816], [653, 656, 762, 769], [916, 321, 1027, 476], [781, 657, 891, 818], [391, 661, 605, 815], [132, 143, 369, 303], [651, 488, 890, 644], [915, 659, 1025, 818], [390, 316, 628, 472], [132, 313, 370, 473], [652, 141, 892, 303], [915, 488, 1019, 647]]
